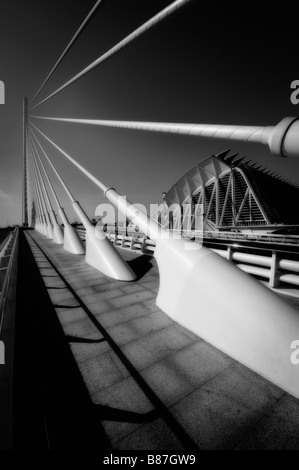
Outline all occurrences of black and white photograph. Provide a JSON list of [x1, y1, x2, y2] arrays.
[[0, 0, 299, 458]]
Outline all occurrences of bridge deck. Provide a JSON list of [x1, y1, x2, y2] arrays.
[[22, 230, 299, 450]]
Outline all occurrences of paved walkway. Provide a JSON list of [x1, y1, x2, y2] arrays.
[[25, 230, 299, 450]]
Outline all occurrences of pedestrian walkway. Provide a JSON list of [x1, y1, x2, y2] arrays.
[[24, 230, 299, 450]]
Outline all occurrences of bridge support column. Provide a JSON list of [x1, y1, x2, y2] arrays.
[[72, 201, 136, 281], [52, 222, 64, 245], [45, 213, 53, 240], [22, 97, 28, 227], [49, 210, 64, 245], [155, 237, 299, 399], [269, 251, 279, 288], [58, 208, 85, 255]]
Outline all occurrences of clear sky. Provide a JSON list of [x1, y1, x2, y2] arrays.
[[0, 0, 298, 226]]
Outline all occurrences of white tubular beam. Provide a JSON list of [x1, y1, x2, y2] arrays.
[[105, 188, 161, 241], [30, 0, 191, 109], [30, 0, 104, 104], [31, 115, 299, 158], [30, 124, 135, 281]]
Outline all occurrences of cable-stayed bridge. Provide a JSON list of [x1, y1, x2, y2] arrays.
[[1, 0, 299, 451]]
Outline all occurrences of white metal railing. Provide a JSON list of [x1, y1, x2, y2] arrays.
[[75, 226, 299, 293], [0, 231, 14, 292], [76, 225, 299, 246], [0, 232, 11, 260], [0, 228, 19, 336], [203, 230, 299, 246], [210, 246, 299, 290]]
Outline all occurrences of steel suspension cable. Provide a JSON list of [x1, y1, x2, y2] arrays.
[[29, 124, 79, 203], [30, 121, 109, 192], [29, 122, 163, 240], [29, 139, 50, 216], [28, 127, 63, 209], [28, 150, 42, 223], [30, 0, 192, 110], [29, 135, 56, 215], [30, 0, 104, 105], [28, 157, 42, 224], [28, 140, 46, 222]]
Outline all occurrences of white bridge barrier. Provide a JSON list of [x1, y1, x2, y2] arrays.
[[209, 248, 299, 290], [77, 227, 299, 292], [76, 228, 156, 255], [0, 228, 18, 335]]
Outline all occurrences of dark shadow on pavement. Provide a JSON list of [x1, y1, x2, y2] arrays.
[[93, 404, 158, 424], [127, 254, 154, 281], [66, 335, 106, 344], [13, 230, 111, 450]]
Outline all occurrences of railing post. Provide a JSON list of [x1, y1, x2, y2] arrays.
[[269, 251, 279, 288], [227, 245, 233, 262], [130, 235, 136, 251], [141, 236, 148, 254]]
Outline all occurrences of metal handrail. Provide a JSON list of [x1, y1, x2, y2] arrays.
[[0, 227, 19, 337], [76, 224, 299, 250], [203, 230, 299, 243], [203, 239, 299, 257], [0, 231, 12, 256]]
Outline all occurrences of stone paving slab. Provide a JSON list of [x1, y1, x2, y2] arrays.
[[24, 230, 299, 450]]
